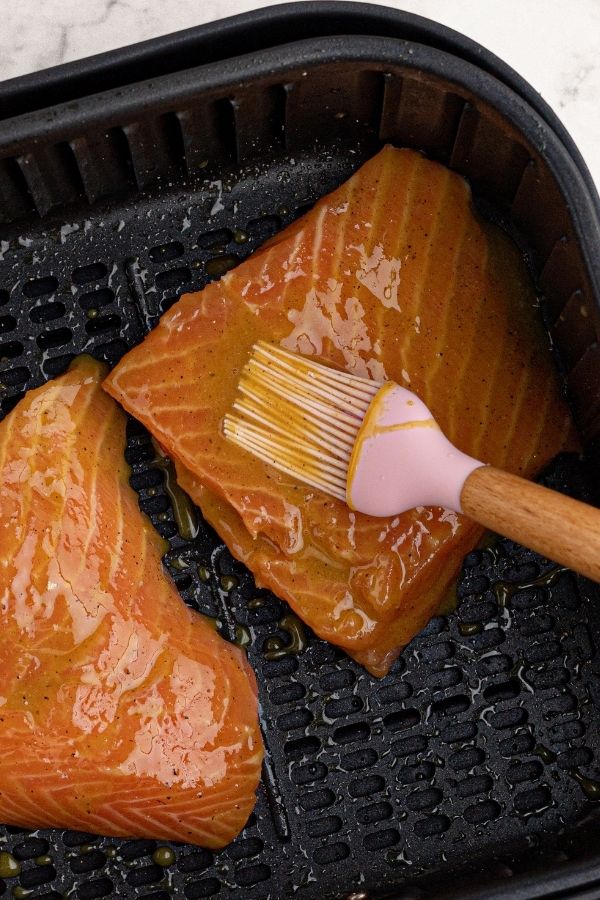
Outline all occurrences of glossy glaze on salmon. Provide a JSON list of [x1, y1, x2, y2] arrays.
[[0, 357, 262, 846], [104, 146, 575, 676]]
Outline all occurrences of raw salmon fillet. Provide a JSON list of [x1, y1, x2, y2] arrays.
[[0, 357, 262, 847], [104, 146, 575, 676]]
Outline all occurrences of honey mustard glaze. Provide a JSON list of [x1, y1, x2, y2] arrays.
[[150, 439, 199, 541]]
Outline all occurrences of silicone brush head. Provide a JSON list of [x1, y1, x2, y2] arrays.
[[223, 341, 380, 502], [224, 342, 482, 516]]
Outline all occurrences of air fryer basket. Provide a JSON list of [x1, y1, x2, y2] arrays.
[[1, 4, 600, 899]]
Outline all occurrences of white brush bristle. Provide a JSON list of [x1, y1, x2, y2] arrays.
[[223, 341, 382, 501]]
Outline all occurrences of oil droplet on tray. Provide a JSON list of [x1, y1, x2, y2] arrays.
[[247, 597, 265, 609], [234, 624, 252, 649], [494, 565, 566, 609], [150, 439, 199, 541], [0, 852, 21, 878], [220, 575, 238, 592], [206, 255, 240, 278], [264, 613, 308, 660], [533, 745, 557, 764], [437, 580, 458, 615], [570, 769, 600, 801], [152, 846, 176, 867]]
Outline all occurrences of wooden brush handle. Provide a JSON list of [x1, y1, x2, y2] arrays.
[[460, 466, 600, 583]]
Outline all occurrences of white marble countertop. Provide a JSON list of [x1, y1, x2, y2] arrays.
[[1, 0, 599, 191]]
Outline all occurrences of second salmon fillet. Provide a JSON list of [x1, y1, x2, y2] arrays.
[[0, 357, 263, 846]]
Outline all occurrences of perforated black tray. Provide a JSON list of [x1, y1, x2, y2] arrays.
[[1, 4, 600, 899]]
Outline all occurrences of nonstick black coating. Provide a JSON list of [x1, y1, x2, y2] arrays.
[[1, 139, 600, 900]]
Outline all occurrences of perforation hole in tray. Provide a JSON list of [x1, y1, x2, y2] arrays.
[[341, 747, 378, 772], [20, 863, 57, 888], [30, 301, 65, 323], [1, 365, 30, 386], [333, 722, 370, 744], [234, 863, 271, 886], [13, 837, 50, 859], [313, 843, 350, 865], [277, 708, 313, 730], [85, 313, 121, 335], [22, 275, 58, 298], [43, 353, 75, 377], [184, 877, 221, 898], [0, 314, 17, 333], [356, 800, 394, 825], [1, 392, 24, 415], [72, 262, 108, 285], [397, 762, 436, 785], [384, 708, 420, 732], [37, 326, 73, 350], [0, 340, 23, 360], [293, 761, 328, 785], [228, 837, 263, 861], [463, 799, 501, 825], [95, 338, 129, 365], [70, 850, 108, 875], [126, 864, 164, 888], [79, 288, 114, 311], [392, 733, 428, 757], [148, 241, 185, 262], [483, 678, 521, 702], [197, 229, 233, 250], [349, 775, 385, 799], [155, 266, 191, 291], [246, 215, 282, 240], [77, 876, 114, 898], [406, 788, 443, 812], [413, 815, 451, 838], [325, 695, 363, 718], [364, 829, 400, 851], [307, 815, 342, 838]]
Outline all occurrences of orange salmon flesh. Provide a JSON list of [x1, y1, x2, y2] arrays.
[[0, 357, 263, 846], [104, 146, 575, 677]]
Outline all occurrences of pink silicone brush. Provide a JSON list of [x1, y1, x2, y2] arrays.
[[224, 341, 600, 584]]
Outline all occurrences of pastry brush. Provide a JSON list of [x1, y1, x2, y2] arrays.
[[224, 341, 600, 583]]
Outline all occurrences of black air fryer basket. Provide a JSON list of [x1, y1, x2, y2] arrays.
[[1, 4, 600, 898]]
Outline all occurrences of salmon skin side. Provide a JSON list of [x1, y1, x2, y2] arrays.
[[0, 356, 263, 847], [104, 145, 575, 677]]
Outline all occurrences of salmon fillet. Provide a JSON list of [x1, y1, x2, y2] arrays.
[[0, 356, 263, 847], [104, 146, 575, 676]]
